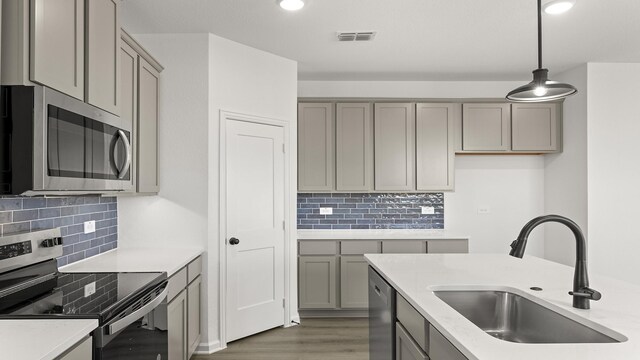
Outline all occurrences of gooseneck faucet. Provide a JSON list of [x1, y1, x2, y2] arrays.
[[509, 215, 601, 309]]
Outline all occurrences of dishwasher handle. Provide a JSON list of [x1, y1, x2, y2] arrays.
[[106, 286, 168, 335]]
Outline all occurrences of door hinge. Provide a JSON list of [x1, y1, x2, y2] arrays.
[[282, 298, 285, 308], [283, 220, 285, 230], [282, 144, 286, 153]]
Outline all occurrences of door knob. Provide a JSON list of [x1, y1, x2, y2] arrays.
[[229, 237, 240, 245]]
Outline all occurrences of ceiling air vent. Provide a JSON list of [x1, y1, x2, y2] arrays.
[[337, 31, 376, 42]]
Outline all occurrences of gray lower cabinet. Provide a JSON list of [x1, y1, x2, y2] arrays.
[[396, 323, 429, 360], [416, 103, 455, 191], [57, 336, 92, 360], [168, 289, 188, 360], [298, 256, 337, 309], [511, 103, 559, 152], [429, 325, 467, 360], [298, 103, 334, 191], [461, 103, 511, 151], [336, 103, 374, 191], [86, 0, 120, 114], [340, 256, 369, 308], [374, 103, 416, 191], [187, 275, 202, 357]]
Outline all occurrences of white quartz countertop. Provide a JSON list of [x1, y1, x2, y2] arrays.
[[0, 319, 98, 360], [298, 229, 468, 240], [365, 254, 640, 360], [61, 247, 203, 276]]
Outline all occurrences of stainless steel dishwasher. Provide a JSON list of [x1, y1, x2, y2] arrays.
[[369, 266, 396, 360]]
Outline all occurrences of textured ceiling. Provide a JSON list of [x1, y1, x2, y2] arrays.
[[121, 0, 640, 81]]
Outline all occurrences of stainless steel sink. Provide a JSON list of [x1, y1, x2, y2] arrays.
[[434, 290, 623, 344]]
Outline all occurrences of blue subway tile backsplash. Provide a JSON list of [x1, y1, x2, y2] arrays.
[[0, 196, 118, 267], [297, 193, 444, 230]]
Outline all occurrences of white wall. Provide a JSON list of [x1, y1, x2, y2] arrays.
[[544, 65, 589, 265], [587, 63, 640, 285], [118, 32, 298, 353], [298, 81, 546, 257]]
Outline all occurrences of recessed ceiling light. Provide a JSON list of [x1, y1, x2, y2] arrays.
[[543, 0, 576, 15], [278, 0, 305, 11]]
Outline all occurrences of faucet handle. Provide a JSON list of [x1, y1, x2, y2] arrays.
[[569, 287, 602, 301], [509, 240, 518, 250]]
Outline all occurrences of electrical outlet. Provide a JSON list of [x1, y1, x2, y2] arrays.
[[84, 220, 96, 234], [319, 207, 333, 215], [84, 282, 96, 297], [477, 207, 491, 214], [421, 206, 435, 215]]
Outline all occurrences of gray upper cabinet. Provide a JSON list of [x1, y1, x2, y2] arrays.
[[416, 103, 455, 191], [511, 103, 559, 152], [120, 39, 138, 192], [30, 0, 85, 100], [86, 0, 120, 115], [336, 103, 374, 191], [138, 57, 160, 194], [374, 103, 416, 191], [298, 103, 334, 192], [462, 103, 511, 151]]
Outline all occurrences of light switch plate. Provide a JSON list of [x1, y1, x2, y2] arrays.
[[319, 207, 333, 215], [477, 207, 491, 214], [84, 220, 96, 234], [421, 206, 435, 215], [84, 282, 96, 297]]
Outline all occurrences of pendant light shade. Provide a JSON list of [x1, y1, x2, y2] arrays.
[[506, 0, 577, 102]]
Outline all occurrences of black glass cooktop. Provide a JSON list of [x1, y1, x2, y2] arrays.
[[0, 260, 166, 323]]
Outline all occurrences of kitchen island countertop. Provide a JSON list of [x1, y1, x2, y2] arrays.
[[0, 319, 98, 360], [365, 253, 640, 360]]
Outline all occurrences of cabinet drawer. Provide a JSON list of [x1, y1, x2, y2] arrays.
[[340, 240, 380, 255], [429, 325, 468, 360], [168, 267, 187, 302], [427, 240, 468, 254], [299, 241, 337, 255], [396, 322, 429, 360], [397, 295, 429, 353], [187, 256, 202, 283], [382, 240, 426, 254]]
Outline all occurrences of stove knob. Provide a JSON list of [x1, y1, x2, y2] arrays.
[[41, 237, 63, 248]]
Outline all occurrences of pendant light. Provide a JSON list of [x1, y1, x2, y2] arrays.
[[506, 0, 577, 102]]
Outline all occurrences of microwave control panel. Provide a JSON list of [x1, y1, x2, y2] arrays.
[[0, 241, 33, 260]]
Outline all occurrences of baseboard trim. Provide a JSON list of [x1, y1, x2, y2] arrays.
[[299, 309, 368, 318], [194, 340, 224, 355]]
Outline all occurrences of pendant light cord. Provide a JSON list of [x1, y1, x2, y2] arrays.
[[537, 0, 543, 69]]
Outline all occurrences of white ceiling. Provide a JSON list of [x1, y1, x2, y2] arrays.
[[121, 0, 640, 81]]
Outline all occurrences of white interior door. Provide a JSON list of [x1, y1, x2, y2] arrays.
[[225, 119, 285, 342]]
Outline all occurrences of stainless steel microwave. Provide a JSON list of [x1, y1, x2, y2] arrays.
[[0, 85, 133, 195]]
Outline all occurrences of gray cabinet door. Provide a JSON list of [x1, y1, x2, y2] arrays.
[[187, 276, 202, 358], [137, 57, 160, 193], [58, 336, 92, 360], [86, 0, 120, 115], [120, 39, 138, 192], [30, 0, 85, 100], [429, 325, 468, 360], [168, 289, 188, 360], [462, 104, 511, 151], [340, 255, 369, 309], [298, 103, 334, 191], [416, 103, 455, 191], [374, 103, 416, 191], [512, 103, 559, 151], [336, 103, 373, 191], [298, 256, 337, 309], [396, 323, 429, 360]]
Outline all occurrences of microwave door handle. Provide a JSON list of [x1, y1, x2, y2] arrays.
[[115, 130, 132, 180], [106, 286, 168, 335]]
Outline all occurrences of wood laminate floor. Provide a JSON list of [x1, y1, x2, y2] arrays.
[[196, 318, 369, 360]]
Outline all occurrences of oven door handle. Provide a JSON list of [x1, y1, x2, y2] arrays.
[[114, 130, 132, 180], [106, 286, 168, 335]]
